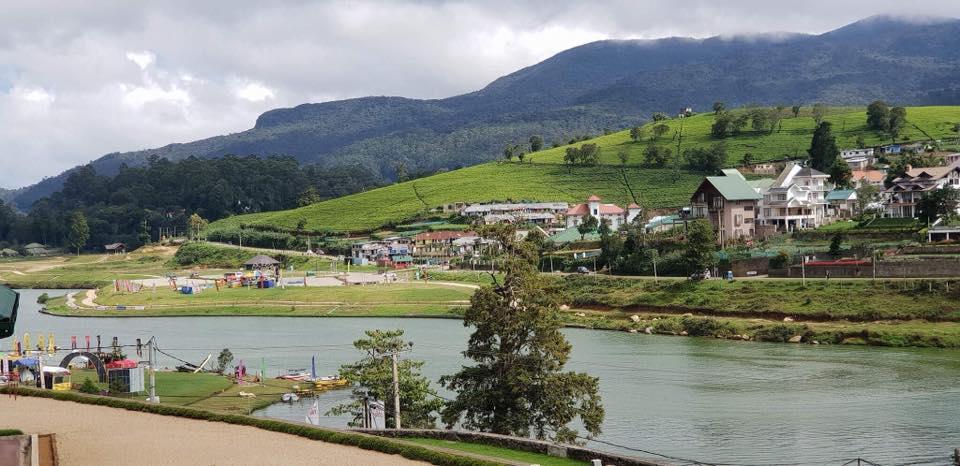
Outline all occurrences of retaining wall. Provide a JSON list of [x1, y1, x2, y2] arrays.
[[354, 428, 674, 466]]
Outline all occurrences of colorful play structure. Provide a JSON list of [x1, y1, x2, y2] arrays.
[[2, 332, 145, 393]]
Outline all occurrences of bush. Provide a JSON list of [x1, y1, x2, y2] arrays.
[[753, 324, 802, 343], [36, 292, 50, 304], [0, 429, 24, 437], [768, 250, 789, 269], [79, 378, 100, 394]]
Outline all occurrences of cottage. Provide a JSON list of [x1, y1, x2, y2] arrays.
[[826, 189, 858, 219], [689, 170, 761, 243], [564, 195, 641, 230], [462, 201, 568, 226], [884, 162, 960, 218], [755, 163, 833, 231], [104, 242, 127, 254]]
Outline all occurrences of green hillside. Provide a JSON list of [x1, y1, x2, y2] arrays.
[[209, 106, 960, 234]]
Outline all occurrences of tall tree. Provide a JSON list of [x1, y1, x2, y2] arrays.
[[866, 100, 891, 131], [828, 158, 853, 188], [917, 187, 960, 225], [617, 149, 629, 166], [577, 215, 599, 240], [807, 122, 840, 172], [855, 184, 880, 215], [712, 101, 726, 115], [441, 225, 604, 443], [888, 107, 907, 141], [652, 124, 670, 139], [629, 126, 643, 142], [188, 213, 209, 240], [683, 219, 717, 273], [330, 329, 443, 428], [791, 105, 801, 118], [529, 135, 544, 152], [67, 211, 89, 255]]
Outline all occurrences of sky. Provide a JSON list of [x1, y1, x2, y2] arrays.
[[2, 1, 959, 189]]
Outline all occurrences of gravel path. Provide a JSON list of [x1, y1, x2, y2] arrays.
[[1, 396, 425, 466]]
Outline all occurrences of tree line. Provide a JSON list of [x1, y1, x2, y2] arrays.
[[0, 155, 381, 252]]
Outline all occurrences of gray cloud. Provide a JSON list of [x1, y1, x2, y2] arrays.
[[1, 0, 959, 188]]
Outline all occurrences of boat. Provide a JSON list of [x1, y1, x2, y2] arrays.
[[314, 375, 349, 388], [281, 393, 300, 403], [277, 369, 311, 381]]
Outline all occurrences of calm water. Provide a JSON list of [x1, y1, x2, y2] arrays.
[[10, 290, 960, 464]]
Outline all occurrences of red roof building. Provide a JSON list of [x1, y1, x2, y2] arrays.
[[565, 195, 641, 231]]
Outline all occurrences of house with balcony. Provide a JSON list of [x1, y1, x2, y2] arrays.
[[755, 163, 833, 231], [884, 162, 960, 218], [689, 170, 761, 244]]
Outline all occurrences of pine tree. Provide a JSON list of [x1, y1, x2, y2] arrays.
[[807, 122, 839, 172]]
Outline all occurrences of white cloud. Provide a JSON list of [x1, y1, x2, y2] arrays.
[[233, 80, 275, 102], [12, 86, 55, 106], [1, 1, 960, 188], [125, 50, 156, 70]]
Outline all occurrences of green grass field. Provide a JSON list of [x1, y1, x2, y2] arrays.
[[209, 105, 960, 234], [405, 438, 587, 466]]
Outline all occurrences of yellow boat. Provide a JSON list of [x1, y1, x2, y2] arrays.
[[314, 375, 349, 388]]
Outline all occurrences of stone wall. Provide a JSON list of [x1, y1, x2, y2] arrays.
[[770, 258, 960, 278], [354, 428, 674, 466]]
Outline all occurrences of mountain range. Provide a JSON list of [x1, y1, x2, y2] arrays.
[[10, 15, 960, 210]]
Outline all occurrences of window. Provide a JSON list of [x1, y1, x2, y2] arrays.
[[734, 214, 743, 226], [745, 218, 754, 224], [713, 197, 724, 209], [744, 205, 753, 211]]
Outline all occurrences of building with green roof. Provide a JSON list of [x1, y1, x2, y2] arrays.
[[690, 169, 762, 245]]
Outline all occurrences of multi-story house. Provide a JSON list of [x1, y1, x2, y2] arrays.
[[412, 230, 474, 260], [884, 162, 960, 218], [689, 170, 761, 244], [756, 163, 833, 231], [565, 195, 642, 230]]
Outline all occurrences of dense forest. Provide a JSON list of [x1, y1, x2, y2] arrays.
[[0, 155, 382, 252]]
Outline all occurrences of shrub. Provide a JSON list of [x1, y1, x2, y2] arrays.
[[753, 324, 802, 343], [0, 429, 24, 437], [79, 378, 100, 394], [36, 292, 50, 304]]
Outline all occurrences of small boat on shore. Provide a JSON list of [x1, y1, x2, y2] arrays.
[[314, 375, 348, 388], [281, 393, 300, 403]]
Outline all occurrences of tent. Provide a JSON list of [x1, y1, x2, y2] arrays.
[[243, 255, 280, 270]]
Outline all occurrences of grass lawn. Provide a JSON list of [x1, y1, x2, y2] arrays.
[[405, 438, 587, 466], [72, 369, 234, 406], [94, 282, 474, 306]]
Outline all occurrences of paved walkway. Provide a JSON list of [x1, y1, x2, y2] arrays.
[[1, 396, 425, 466]]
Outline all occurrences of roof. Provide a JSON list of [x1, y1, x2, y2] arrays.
[[413, 230, 470, 241], [903, 163, 959, 180], [720, 168, 746, 180], [104, 242, 126, 250], [795, 167, 829, 177], [548, 226, 600, 244], [24, 243, 46, 249], [463, 202, 568, 214], [851, 170, 885, 183], [244, 255, 280, 266], [826, 189, 856, 201], [703, 176, 762, 201], [747, 179, 775, 191], [587, 195, 601, 201], [627, 203, 641, 209]]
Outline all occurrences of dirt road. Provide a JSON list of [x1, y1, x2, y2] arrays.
[[1, 396, 424, 466]]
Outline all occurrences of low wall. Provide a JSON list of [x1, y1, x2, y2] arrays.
[[354, 428, 673, 466], [770, 258, 960, 278], [0, 434, 58, 466], [728, 257, 769, 277]]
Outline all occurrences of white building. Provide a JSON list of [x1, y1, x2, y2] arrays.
[[462, 201, 568, 225], [756, 163, 833, 231], [565, 195, 641, 230]]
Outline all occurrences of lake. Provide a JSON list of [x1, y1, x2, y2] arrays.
[[10, 290, 960, 464]]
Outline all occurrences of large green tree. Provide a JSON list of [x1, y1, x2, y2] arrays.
[[807, 122, 840, 172], [441, 225, 604, 443], [67, 211, 90, 255], [331, 329, 443, 428], [917, 187, 960, 225], [577, 215, 599, 240], [828, 158, 853, 188], [866, 100, 891, 131], [683, 219, 717, 273]]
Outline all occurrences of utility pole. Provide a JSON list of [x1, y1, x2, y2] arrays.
[[148, 337, 158, 403], [800, 248, 806, 287], [653, 255, 658, 284], [391, 352, 401, 430]]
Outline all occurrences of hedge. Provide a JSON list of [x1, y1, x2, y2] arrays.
[[0, 387, 498, 466], [0, 429, 24, 436]]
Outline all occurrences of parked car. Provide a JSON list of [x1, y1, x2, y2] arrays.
[[576, 266, 591, 274]]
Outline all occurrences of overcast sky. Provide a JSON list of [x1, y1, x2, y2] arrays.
[[2, 1, 959, 189]]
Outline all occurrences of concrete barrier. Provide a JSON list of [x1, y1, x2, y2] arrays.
[[354, 428, 674, 466]]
